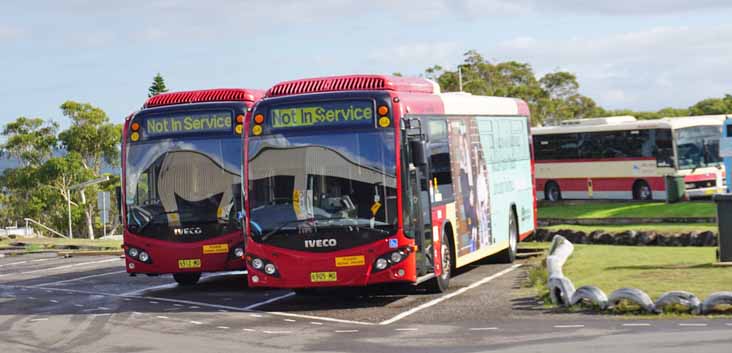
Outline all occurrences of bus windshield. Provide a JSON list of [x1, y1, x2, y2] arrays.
[[676, 126, 722, 170], [247, 130, 397, 245], [125, 137, 242, 242]]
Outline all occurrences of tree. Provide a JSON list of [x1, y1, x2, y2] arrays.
[[148, 73, 169, 97], [57, 101, 121, 239], [689, 97, 732, 115], [37, 152, 94, 237], [0, 117, 58, 167]]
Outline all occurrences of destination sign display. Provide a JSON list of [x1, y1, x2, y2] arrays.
[[144, 111, 232, 136], [270, 101, 374, 130]]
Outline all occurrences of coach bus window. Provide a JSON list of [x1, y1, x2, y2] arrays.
[[676, 125, 723, 170], [654, 129, 674, 167], [534, 133, 579, 160], [428, 120, 454, 202]]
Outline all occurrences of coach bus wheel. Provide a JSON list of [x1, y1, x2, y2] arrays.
[[545, 182, 562, 202], [633, 180, 652, 201], [495, 208, 518, 264], [173, 272, 201, 286], [426, 230, 452, 293]]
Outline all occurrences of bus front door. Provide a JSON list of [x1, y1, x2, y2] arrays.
[[406, 132, 435, 279]]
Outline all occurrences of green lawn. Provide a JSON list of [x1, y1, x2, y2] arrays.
[[562, 245, 730, 300], [0, 237, 121, 250], [539, 202, 716, 219], [543, 223, 718, 235]]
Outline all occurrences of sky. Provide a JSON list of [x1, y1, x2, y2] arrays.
[[1, 0, 732, 128]]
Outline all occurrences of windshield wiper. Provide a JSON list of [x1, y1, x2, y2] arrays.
[[260, 218, 319, 242], [132, 210, 179, 233]]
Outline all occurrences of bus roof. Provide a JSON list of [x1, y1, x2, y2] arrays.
[[533, 115, 727, 135], [143, 88, 265, 108]]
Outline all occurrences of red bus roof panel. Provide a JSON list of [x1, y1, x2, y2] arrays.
[[144, 88, 265, 108], [266, 75, 436, 97]]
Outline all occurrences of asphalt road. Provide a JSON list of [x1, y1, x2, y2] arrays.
[[1, 252, 730, 353]]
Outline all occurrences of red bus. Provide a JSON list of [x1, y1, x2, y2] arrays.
[[243, 75, 536, 293], [121, 88, 263, 285]]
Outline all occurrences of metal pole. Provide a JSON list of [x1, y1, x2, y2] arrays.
[[67, 192, 73, 239], [102, 195, 107, 238], [458, 66, 463, 92]]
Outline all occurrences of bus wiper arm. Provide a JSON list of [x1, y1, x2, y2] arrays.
[[260, 218, 319, 242]]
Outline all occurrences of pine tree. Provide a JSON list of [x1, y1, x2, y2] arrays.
[[148, 73, 169, 97]]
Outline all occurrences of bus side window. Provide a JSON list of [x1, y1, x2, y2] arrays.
[[428, 120, 454, 203], [654, 129, 674, 167]]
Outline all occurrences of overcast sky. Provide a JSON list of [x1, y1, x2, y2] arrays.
[[1, 0, 731, 127]]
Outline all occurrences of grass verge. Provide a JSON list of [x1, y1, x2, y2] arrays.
[[539, 201, 716, 219], [0, 237, 121, 251]]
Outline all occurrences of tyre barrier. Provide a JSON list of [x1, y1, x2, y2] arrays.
[[546, 235, 731, 315]]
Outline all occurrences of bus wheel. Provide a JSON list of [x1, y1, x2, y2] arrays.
[[545, 182, 562, 202], [495, 208, 518, 263], [426, 230, 452, 293], [633, 180, 652, 201], [173, 272, 201, 286]]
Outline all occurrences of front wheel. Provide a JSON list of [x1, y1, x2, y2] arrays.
[[633, 180, 652, 201], [495, 209, 518, 263], [425, 230, 452, 293], [173, 272, 201, 286], [545, 182, 562, 202]]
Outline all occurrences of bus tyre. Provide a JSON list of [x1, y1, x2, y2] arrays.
[[426, 230, 452, 293], [495, 209, 518, 264], [633, 180, 652, 201], [173, 272, 201, 286], [545, 182, 562, 202]]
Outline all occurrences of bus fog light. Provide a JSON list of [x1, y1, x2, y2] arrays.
[[390, 251, 403, 263], [128, 247, 139, 258], [375, 258, 388, 270], [234, 247, 244, 258], [251, 258, 264, 270], [128, 262, 135, 270], [138, 251, 150, 263], [252, 275, 259, 283], [264, 263, 277, 275], [396, 269, 405, 277]]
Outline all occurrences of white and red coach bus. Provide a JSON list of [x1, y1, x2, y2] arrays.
[[533, 115, 726, 201], [122, 88, 263, 285], [243, 75, 536, 293]]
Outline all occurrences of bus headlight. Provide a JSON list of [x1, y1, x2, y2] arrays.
[[234, 247, 244, 258], [264, 263, 277, 275], [251, 258, 264, 270], [138, 251, 150, 263], [375, 258, 388, 270], [128, 247, 139, 258], [390, 251, 403, 264]]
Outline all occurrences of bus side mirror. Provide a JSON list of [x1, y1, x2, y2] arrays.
[[114, 186, 122, 223], [410, 140, 428, 167]]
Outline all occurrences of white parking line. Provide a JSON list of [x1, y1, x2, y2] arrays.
[[0, 260, 27, 268], [30, 318, 49, 322], [243, 292, 295, 310], [156, 316, 169, 319], [395, 328, 418, 331], [31, 258, 54, 263], [310, 322, 323, 325], [217, 326, 230, 329], [554, 325, 585, 328], [31, 270, 126, 287], [470, 327, 499, 331], [242, 328, 257, 332], [726, 323, 732, 326], [263, 330, 292, 334], [379, 264, 521, 325], [74, 304, 84, 307], [0, 258, 121, 278], [622, 323, 652, 327], [49, 300, 59, 303], [335, 330, 359, 333], [264, 311, 374, 326], [284, 319, 296, 322], [679, 323, 708, 327], [189, 321, 204, 325]]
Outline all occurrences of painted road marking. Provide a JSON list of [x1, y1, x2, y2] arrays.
[[726, 323, 732, 326], [264, 311, 374, 326], [74, 304, 84, 307], [335, 330, 359, 333], [189, 321, 204, 325], [679, 323, 708, 327], [217, 326, 230, 329], [242, 328, 256, 332], [49, 300, 59, 303], [0, 260, 27, 268], [395, 328, 418, 331], [0, 258, 121, 278], [284, 319, 296, 322], [250, 314, 263, 318], [310, 322, 323, 325], [32, 270, 126, 287], [554, 325, 585, 328], [30, 318, 49, 322], [263, 330, 292, 334], [243, 292, 295, 310], [470, 327, 499, 331], [622, 323, 652, 327], [379, 264, 521, 325], [149, 301, 159, 304], [156, 316, 169, 319], [92, 313, 111, 317]]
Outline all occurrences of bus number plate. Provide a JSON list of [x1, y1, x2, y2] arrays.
[[178, 259, 201, 269], [310, 272, 337, 282]]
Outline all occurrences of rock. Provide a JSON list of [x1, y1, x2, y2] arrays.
[[700, 231, 717, 247], [598, 232, 614, 245], [534, 228, 550, 242], [679, 233, 692, 246], [689, 231, 703, 246], [637, 232, 657, 246], [615, 230, 638, 245]]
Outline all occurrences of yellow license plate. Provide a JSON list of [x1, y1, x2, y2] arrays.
[[203, 243, 229, 254], [178, 259, 201, 269], [335, 255, 365, 267], [705, 189, 716, 195], [310, 271, 337, 282]]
